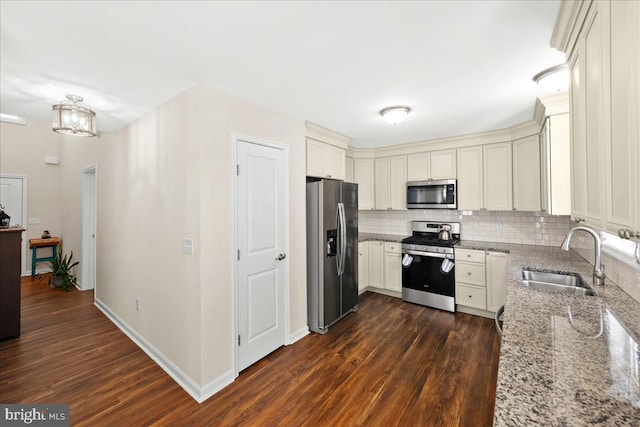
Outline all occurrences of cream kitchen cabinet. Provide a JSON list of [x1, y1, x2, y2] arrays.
[[358, 241, 369, 293], [483, 142, 513, 211], [485, 251, 508, 313], [383, 242, 402, 292], [458, 142, 514, 212], [455, 248, 486, 310], [513, 135, 541, 212], [367, 241, 384, 289], [456, 146, 484, 211], [607, 0, 640, 236], [374, 156, 407, 210], [557, 0, 640, 237], [345, 156, 355, 183], [455, 248, 508, 316], [540, 113, 571, 215], [406, 149, 456, 181], [306, 139, 346, 180], [355, 158, 375, 210], [567, 1, 607, 228]]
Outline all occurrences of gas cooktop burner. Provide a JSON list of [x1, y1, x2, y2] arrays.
[[401, 221, 461, 250]]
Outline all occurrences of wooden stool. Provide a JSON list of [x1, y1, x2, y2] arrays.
[[29, 237, 60, 276]]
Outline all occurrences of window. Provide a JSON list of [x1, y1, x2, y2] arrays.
[[602, 231, 638, 260]]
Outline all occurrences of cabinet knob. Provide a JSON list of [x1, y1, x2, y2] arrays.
[[467, 272, 472, 275], [468, 295, 472, 298]]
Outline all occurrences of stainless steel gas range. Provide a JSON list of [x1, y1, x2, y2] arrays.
[[401, 221, 460, 312]]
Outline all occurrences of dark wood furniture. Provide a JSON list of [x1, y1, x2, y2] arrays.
[[0, 226, 25, 339]]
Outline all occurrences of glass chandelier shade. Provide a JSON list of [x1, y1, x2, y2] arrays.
[[52, 94, 97, 137]]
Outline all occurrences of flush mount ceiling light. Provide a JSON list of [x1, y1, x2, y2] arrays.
[[380, 106, 411, 125], [533, 64, 569, 92], [52, 94, 97, 137]]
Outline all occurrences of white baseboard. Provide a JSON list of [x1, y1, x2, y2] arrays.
[[94, 298, 235, 403], [289, 326, 309, 345], [22, 267, 52, 277]]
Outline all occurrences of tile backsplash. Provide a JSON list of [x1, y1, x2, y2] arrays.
[[359, 209, 572, 246], [358, 209, 640, 303]]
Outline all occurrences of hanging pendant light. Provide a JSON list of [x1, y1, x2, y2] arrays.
[[380, 106, 411, 125], [52, 94, 97, 137]]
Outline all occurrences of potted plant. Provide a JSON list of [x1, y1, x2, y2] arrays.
[[47, 245, 79, 291]]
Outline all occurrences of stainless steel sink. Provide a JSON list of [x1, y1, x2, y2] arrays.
[[520, 269, 595, 296]]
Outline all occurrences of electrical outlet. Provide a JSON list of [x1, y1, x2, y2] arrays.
[[136, 298, 140, 312]]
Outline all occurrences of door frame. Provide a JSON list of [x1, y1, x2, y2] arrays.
[[0, 174, 28, 276], [81, 164, 97, 291], [231, 133, 290, 377]]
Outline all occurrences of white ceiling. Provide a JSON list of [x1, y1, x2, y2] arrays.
[[0, 1, 564, 148]]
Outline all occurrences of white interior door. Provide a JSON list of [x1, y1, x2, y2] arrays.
[[82, 167, 96, 290], [0, 176, 27, 275], [236, 139, 286, 372]]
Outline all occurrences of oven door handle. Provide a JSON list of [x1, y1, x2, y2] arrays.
[[404, 250, 454, 260]]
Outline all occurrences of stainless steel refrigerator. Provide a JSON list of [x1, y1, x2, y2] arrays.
[[306, 179, 358, 334]]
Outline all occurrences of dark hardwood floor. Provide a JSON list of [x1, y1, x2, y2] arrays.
[[1, 276, 501, 426]]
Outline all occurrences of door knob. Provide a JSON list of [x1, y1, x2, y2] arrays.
[[275, 253, 286, 261]]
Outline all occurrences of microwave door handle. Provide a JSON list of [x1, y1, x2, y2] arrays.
[[442, 185, 447, 203]]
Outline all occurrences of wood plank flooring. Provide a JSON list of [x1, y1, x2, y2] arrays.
[[0, 276, 501, 426]]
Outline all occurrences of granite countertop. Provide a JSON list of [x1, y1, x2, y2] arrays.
[[493, 244, 640, 426], [358, 233, 406, 243]]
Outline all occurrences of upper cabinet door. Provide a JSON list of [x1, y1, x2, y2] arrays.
[[607, 0, 639, 233], [582, 3, 608, 227], [389, 156, 407, 210], [430, 149, 457, 180], [345, 156, 355, 183], [483, 142, 513, 211], [355, 158, 375, 210], [325, 144, 346, 180], [457, 146, 484, 211], [513, 135, 541, 212], [407, 152, 430, 181], [374, 158, 390, 210], [306, 139, 346, 180]]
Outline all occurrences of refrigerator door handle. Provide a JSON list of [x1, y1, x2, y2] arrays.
[[335, 203, 342, 276], [338, 202, 347, 276]]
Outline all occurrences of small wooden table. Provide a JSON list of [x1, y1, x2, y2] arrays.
[[29, 237, 60, 276]]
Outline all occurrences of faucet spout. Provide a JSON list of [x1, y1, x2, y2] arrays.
[[560, 226, 606, 286]]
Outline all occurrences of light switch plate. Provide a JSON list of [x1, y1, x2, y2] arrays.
[[183, 238, 193, 255], [28, 217, 40, 224]]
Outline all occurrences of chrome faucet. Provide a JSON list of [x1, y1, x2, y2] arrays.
[[561, 226, 606, 286]]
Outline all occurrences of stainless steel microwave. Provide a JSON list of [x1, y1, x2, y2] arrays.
[[406, 179, 457, 209]]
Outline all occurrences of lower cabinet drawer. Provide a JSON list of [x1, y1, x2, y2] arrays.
[[455, 283, 486, 310], [455, 262, 486, 287]]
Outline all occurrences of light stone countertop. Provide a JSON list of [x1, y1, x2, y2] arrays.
[[492, 244, 640, 426], [358, 233, 406, 243]]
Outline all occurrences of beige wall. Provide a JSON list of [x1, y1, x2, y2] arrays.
[[2, 84, 307, 395], [1, 120, 63, 274], [94, 84, 306, 388]]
